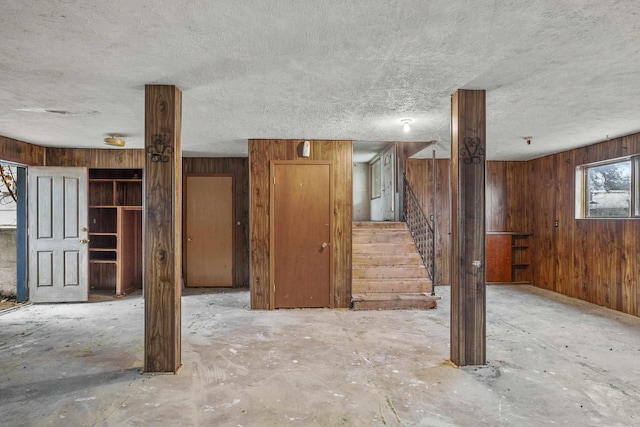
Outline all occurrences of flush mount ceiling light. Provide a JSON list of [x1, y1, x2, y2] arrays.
[[401, 119, 412, 133], [104, 135, 126, 147]]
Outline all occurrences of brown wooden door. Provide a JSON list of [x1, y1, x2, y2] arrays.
[[272, 163, 331, 308], [185, 175, 233, 287], [486, 234, 512, 282]]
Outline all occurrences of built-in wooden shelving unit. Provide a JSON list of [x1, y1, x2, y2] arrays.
[[88, 169, 143, 295], [486, 232, 532, 284]]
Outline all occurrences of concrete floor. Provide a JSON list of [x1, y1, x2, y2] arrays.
[[1, 285, 639, 427]]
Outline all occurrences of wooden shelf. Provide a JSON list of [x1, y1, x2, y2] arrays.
[[90, 260, 117, 264], [89, 169, 142, 180], [88, 173, 142, 207]]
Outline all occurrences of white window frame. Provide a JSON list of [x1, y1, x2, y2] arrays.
[[576, 155, 639, 219]]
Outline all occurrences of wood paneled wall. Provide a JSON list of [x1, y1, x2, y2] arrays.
[[249, 139, 352, 309], [404, 159, 532, 287], [393, 134, 640, 318], [486, 161, 529, 232], [45, 148, 145, 167], [405, 158, 451, 286], [0, 136, 45, 165], [528, 133, 640, 316], [182, 158, 250, 287]]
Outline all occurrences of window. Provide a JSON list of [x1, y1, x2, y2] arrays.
[[371, 158, 381, 199], [0, 164, 17, 228], [576, 156, 639, 218]]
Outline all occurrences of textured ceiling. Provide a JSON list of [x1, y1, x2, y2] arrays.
[[1, 1, 640, 160]]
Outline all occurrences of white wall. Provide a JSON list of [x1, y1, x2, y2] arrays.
[[353, 163, 370, 221], [0, 228, 16, 295], [0, 201, 17, 227]]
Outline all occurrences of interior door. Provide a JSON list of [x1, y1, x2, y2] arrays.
[[272, 162, 331, 308], [382, 152, 395, 220], [28, 167, 89, 302], [185, 175, 233, 287]]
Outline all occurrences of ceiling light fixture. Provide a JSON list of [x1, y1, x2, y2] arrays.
[[401, 119, 412, 133], [104, 135, 126, 147], [14, 107, 99, 116]]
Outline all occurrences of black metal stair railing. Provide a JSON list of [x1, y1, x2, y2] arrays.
[[403, 175, 436, 295]]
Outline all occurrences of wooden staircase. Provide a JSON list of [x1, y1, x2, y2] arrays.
[[352, 222, 439, 310]]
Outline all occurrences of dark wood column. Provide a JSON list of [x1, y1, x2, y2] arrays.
[[450, 89, 486, 366], [144, 85, 182, 373]]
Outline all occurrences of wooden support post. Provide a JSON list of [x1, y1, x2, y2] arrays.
[[450, 89, 486, 366], [144, 85, 182, 373]]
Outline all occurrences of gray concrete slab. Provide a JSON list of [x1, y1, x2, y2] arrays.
[[1, 285, 639, 426]]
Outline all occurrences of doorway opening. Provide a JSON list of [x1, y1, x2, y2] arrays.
[[0, 163, 22, 308], [352, 141, 402, 222]]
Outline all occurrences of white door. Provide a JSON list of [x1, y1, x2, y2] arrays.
[[28, 167, 89, 302], [382, 152, 395, 220]]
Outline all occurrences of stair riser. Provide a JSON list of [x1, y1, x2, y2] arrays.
[[352, 299, 437, 310], [353, 268, 427, 279], [352, 234, 414, 244], [352, 255, 423, 266], [352, 222, 406, 230], [352, 243, 417, 254], [352, 280, 433, 294]]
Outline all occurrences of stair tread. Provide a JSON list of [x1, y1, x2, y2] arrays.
[[352, 277, 432, 281], [353, 253, 422, 259], [352, 264, 425, 269], [352, 259, 423, 265], [353, 222, 407, 230], [352, 298, 438, 310], [352, 231, 412, 234], [352, 281, 432, 294]]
